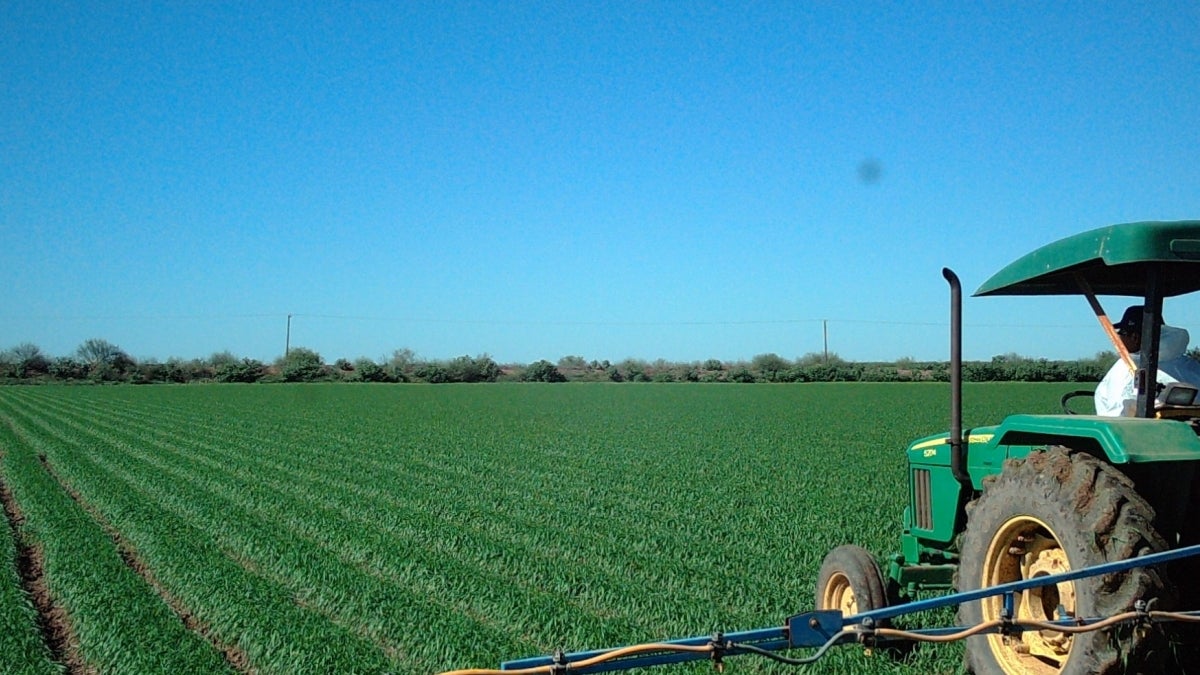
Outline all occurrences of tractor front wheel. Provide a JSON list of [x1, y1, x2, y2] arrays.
[[815, 544, 888, 620], [957, 447, 1171, 675]]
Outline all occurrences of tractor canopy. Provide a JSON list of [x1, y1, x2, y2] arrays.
[[972, 219, 1200, 419], [974, 220, 1200, 298]]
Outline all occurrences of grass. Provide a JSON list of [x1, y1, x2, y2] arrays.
[[0, 382, 1074, 674]]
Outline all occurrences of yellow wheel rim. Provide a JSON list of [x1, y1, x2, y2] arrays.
[[822, 572, 859, 615], [981, 515, 1076, 674]]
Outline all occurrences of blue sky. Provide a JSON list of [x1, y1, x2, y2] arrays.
[[4, 2, 1200, 365]]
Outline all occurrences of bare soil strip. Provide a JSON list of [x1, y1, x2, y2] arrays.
[[34, 454, 253, 674], [0, 452, 82, 674]]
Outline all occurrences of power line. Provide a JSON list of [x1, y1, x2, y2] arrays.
[[290, 314, 1096, 329], [1, 313, 282, 321], [1, 312, 1096, 330]]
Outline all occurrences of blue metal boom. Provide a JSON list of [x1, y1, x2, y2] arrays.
[[501, 544, 1200, 672]]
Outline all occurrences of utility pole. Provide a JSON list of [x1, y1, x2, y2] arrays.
[[823, 319, 828, 364], [285, 314, 292, 357]]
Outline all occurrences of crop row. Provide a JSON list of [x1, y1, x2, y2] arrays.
[[0, 383, 1067, 674], [0, 449, 57, 675], [0, 400, 235, 674], [1, 392, 404, 673]]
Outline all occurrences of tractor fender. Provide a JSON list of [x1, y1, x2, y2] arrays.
[[990, 413, 1200, 464]]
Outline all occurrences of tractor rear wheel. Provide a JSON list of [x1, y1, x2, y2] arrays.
[[956, 447, 1171, 675], [816, 544, 888, 620]]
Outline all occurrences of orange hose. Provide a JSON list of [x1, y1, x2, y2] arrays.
[[436, 642, 714, 675]]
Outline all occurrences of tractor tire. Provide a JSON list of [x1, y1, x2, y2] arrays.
[[817, 545, 919, 658], [956, 447, 1172, 675], [816, 544, 889, 620]]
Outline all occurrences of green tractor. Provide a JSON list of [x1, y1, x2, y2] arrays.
[[816, 220, 1200, 674]]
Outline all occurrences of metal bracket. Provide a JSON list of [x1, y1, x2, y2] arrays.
[[999, 591, 1017, 636], [857, 616, 877, 656], [707, 632, 727, 672], [786, 610, 843, 648], [550, 649, 570, 675]]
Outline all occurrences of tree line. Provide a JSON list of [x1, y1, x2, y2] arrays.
[[0, 339, 1127, 385]]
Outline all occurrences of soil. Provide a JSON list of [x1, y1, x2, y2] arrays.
[[32, 453, 254, 674], [0, 452, 88, 673]]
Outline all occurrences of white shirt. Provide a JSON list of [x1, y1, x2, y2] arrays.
[[1095, 325, 1200, 416]]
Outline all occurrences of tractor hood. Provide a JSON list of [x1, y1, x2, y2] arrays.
[[974, 220, 1200, 297]]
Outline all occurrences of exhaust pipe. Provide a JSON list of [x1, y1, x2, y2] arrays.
[[943, 268, 970, 487]]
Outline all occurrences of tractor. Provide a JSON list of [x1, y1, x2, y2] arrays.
[[456, 220, 1200, 675], [816, 219, 1200, 674]]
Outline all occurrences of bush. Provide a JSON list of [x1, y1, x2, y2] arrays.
[[217, 359, 265, 383], [49, 357, 88, 381], [446, 355, 501, 383], [131, 361, 169, 384], [751, 353, 791, 381], [278, 348, 325, 382], [729, 368, 756, 383], [522, 360, 566, 383], [351, 358, 391, 383], [386, 348, 417, 380], [619, 359, 648, 382], [6, 343, 50, 378], [415, 363, 449, 383]]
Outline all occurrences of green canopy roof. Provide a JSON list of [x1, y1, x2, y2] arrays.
[[974, 220, 1200, 297]]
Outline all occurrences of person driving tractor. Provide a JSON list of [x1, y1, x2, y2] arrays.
[[1095, 305, 1200, 415]]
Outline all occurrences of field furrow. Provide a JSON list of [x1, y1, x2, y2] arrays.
[[0, 401, 237, 675], [0, 451, 59, 675]]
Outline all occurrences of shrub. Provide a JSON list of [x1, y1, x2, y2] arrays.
[[751, 353, 791, 381], [351, 358, 391, 383], [415, 363, 448, 383], [446, 355, 501, 383], [729, 367, 756, 383], [49, 357, 88, 381], [217, 359, 265, 383], [522, 360, 566, 383], [278, 348, 325, 382]]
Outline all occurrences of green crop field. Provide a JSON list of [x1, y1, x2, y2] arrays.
[[0, 383, 1075, 674]]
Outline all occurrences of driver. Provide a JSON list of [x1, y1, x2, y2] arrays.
[[1095, 306, 1200, 416]]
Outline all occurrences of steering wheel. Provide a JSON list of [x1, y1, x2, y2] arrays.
[[1060, 390, 1095, 415]]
